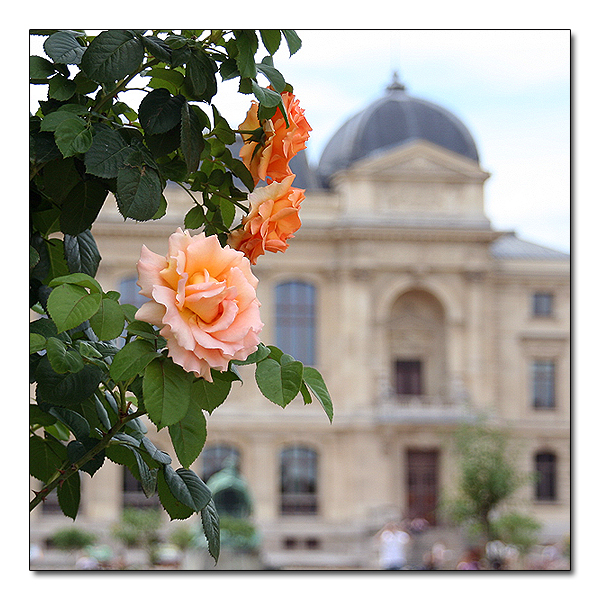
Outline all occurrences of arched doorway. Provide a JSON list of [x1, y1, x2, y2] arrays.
[[388, 289, 447, 403]]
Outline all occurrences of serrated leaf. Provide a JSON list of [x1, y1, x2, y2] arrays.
[[29, 435, 66, 482], [157, 467, 194, 520], [35, 358, 103, 407], [89, 296, 125, 341], [303, 366, 334, 423], [168, 397, 207, 468], [201, 498, 220, 563], [109, 338, 159, 382], [141, 437, 172, 465], [184, 49, 217, 102], [282, 30, 302, 56], [85, 128, 134, 179], [54, 118, 92, 158], [192, 371, 233, 414], [116, 161, 162, 221], [181, 101, 204, 173], [260, 30, 282, 56], [251, 81, 281, 108], [64, 229, 102, 277], [57, 471, 81, 519], [67, 438, 105, 476], [48, 74, 77, 101], [48, 406, 90, 440], [47, 283, 101, 333], [60, 178, 108, 235], [44, 31, 85, 64], [163, 466, 211, 512], [255, 357, 303, 407], [30, 332, 46, 354], [234, 30, 258, 79], [143, 358, 192, 429], [256, 62, 286, 93], [45, 337, 84, 373], [81, 29, 144, 82], [184, 205, 205, 230], [138, 88, 185, 135], [30, 55, 59, 80]]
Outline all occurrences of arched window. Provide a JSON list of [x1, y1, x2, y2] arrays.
[[275, 281, 316, 365], [535, 452, 558, 501], [280, 446, 318, 515], [119, 275, 145, 309], [201, 444, 241, 483]]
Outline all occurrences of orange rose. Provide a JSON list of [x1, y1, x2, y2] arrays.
[[228, 175, 305, 265], [239, 91, 311, 184]]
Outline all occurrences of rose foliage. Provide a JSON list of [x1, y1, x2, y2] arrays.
[[29, 29, 332, 564]]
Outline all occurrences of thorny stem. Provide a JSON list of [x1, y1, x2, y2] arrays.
[[29, 407, 147, 513]]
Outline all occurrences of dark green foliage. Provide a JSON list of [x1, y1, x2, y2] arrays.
[[29, 29, 328, 564]]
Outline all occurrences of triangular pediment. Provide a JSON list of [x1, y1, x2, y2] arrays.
[[348, 139, 489, 182]]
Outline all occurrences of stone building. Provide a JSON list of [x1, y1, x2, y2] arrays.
[[31, 76, 570, 569]]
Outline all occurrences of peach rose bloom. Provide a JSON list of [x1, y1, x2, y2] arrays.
[[239, 91, 311, 184], [228, 175, 305, 265], [135, 228, 263, 381]]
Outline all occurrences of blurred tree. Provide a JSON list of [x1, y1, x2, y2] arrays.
[[448, 424, 531, 542]]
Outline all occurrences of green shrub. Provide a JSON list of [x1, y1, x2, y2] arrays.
[[491, 512, 541, 552], [50, 527, 97, 550]]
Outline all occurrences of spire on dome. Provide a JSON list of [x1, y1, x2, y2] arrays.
[[386, 70, 406, 92]]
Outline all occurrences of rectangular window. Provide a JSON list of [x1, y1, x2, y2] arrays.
[[395, 360, 423, 395], [535, 453, 557, 501], [532, 360, 556, 408], [532, 292, 554, 317]]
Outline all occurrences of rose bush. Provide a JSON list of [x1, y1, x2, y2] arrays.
[[239, 91, 312, 184], [136, 228, 263, 381], [228, 174, 305, 264]]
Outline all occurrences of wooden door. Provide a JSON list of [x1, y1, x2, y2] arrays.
[[406, 450, 438, 525]]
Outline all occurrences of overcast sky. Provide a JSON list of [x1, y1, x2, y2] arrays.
[[216, 29, 571, 254], [30, 29, 571, 253]]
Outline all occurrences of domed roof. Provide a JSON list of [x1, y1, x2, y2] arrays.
[[317, 73, 480, 186]]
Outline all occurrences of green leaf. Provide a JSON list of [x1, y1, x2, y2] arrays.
[[81, 29, 144, 82], [30, 332, 46, 354], [116, 160, 163, 221], [89, 296, 125, 341], [30, 55, 59, 80], [138, 88, 185, 135], [141, 36, 172, 63], [43, 31, 85, 64], [282, 30, 302, 56], [303, 366, 334, 423], [40, 111, 81, 133], [48, 272, 103, 295], [200, 498, 220, 563], [143, 358, 193, 429], [57, 471, 81, 519], [46, 337, 84, 373], [184, 205, 205, 230], [47, 406, 91, 440], [48, 74, 77, 101], [85, 128, 134, 179], [234, 30, 258, 79], [110, 338, 160, 382], [163, 465, 211, 512], [256, 61, 286, 93], [29, 434, 66, 482], [157, 467, 194, 520], [251, 81, 281, 108], [232, 342, 270, 366], [64, 229, 102, 277], [141, 437, 172, 465], [168, 397, 207, 468], [47, 283, 102, 333], [67, 438, 105, 476], [184, 48, 217, 102], [35, 358, 104, 407], [260, 30, 282, 56], [60, 178, 108, 235], [180, 101, 204, 173], [255, 357, 304, 408], [54, 117, 92, 158]]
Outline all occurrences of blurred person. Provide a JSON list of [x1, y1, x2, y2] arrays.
[[456, 547, 481, 570], [375, 521, 411, 570]]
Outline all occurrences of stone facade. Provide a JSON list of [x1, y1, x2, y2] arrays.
[[30, 95, 570, 570]]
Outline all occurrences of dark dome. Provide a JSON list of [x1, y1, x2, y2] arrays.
[[318, 74, 480, 186]]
